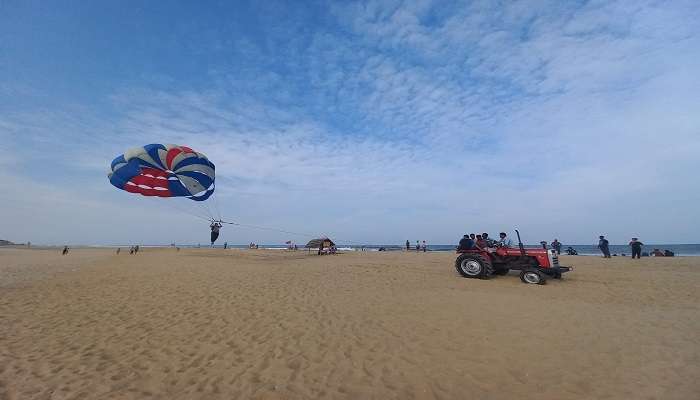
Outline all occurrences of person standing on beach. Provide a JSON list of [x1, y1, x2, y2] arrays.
[[406, 240, 410, 251], [62, 246, 69, 255], [629, 238, 643, 259], [416, 241, 420, 252], [598, 236, 611, 258], [421, 240, 427, 252], [552, 239, 562, 255]]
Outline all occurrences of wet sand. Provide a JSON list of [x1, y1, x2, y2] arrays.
[[1, 248, 698, 399]]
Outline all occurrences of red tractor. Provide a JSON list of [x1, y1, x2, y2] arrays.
[[455, 230, 572, 284]]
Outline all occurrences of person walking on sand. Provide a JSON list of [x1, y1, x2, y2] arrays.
[[116, 248, 120, 254], [421, 240, 427, 252], [406, 240, 410, 251], [62, 246, 69, 255], [552, 239, 562, 255], [629, 238, 643, 259], [598, 236, 611, 258]]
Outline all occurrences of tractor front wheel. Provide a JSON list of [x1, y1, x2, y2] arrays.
[[519, 269, 546, 285], [455, 254, 492, 279]]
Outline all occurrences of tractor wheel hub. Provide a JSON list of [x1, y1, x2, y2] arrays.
[[461, 260, 482, 275]]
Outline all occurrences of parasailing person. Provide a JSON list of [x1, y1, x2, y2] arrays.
[[210, 220, 223, 247]]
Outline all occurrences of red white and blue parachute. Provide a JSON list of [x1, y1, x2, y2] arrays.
[[108, 144, 215, 201]]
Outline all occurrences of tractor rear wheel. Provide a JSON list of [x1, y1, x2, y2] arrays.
[[519, 269, 546, 285], [455, 254, 493, 279]]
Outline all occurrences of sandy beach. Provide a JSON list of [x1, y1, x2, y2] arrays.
[[1, 248, 698, 399]]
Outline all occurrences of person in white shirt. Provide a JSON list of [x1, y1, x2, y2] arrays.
[[498, 232, 512, 247]]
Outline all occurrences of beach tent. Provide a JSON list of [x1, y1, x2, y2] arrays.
[[306, 238, 335, 254]]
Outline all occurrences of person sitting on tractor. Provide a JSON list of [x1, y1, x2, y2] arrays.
[[482, 233, 497, 247], [498, 232, 512, 247], [481, 232, 501, 253], [475, 235, 487, 250], [458, 235, 475, 250]]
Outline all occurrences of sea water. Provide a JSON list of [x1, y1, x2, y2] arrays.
[[201, 243, 700, 256]]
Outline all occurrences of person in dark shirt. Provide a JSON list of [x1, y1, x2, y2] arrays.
[[458, 235, 474, 250], [406, 240, 410, 251], [551, 239, 562, 255], [598, 236, 611, 258], [482, 233, 497, 247], [629, 238, 643, 259], [210, 221, 222, 246]]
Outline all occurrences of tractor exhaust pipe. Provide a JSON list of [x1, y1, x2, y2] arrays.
[[515, 229, 526, 256]]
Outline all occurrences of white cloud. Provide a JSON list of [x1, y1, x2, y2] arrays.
[[1, 0, 698, 245]]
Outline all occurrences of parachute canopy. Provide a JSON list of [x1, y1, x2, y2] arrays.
[[108, 144, 215, 201]]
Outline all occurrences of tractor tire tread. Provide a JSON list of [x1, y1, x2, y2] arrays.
[[455, 253, 493, 279]]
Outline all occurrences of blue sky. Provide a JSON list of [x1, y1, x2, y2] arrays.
[[1, 0, 699, 245]]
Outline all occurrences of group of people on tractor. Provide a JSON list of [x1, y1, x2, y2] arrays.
[[458, 232, 512, 251]]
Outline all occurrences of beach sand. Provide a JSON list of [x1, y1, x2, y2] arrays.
[[1, 248, 698, 399]]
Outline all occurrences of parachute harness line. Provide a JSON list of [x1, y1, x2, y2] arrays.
[[213, 219, 364, 246], [214, 220, 317, 238]]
